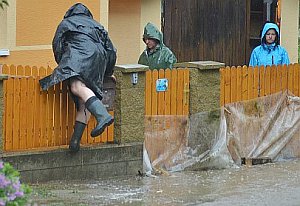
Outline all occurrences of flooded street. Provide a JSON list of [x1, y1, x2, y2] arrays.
[[30, 159, 300, 206]]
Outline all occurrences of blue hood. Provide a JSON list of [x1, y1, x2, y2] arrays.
[[261, 22, 280, 42]]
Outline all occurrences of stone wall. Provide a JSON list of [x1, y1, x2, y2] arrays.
[[1, 143, 143, 183], [113, 64, 148, 143], [174, 61, 225, 114]]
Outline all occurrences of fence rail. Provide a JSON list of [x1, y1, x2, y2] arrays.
[[2, 64, 114, 152], [220, 64, 300, 106]]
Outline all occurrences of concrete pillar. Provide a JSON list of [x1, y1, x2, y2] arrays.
[[0, 73, 8, 153], [174, 61, 225, 114], [174, 61, 225, 156], [113, 64, 148, 144]]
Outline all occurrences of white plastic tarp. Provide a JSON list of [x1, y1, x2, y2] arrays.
[[144, 91, 300, 174]]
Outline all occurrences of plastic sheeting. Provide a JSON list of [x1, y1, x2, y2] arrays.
[[144, 91, 300, 174]]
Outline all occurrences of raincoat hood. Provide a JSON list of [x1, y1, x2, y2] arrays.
[[261, 22, 280, 42], [249, 22, 289, 67], [143, 22, 163, 44], [64, 3, 93, 19]]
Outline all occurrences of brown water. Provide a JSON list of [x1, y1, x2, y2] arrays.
[[30, 159, 300, 206]]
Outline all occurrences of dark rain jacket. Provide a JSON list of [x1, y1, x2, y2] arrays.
[[138, 23, 177, 70], [39, 3, 116, 100], [249, 22, 289, 67]]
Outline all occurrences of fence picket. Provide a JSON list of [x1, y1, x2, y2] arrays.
[[253, 66, 259, 97], [177, 69, 184, 115], [19, 78, 28, 149], [27, 77, 35, 149], [151, 70, 158, 115], [275, 65, 282, 93], [54, 83, 61, 146], [107, 111, 114, 142], [236, 66, 242, 102], [282, 64, 288, 91], [67, 93, 75, 144], [33, 77, 41, 148], [39, 67, 48, 147], [158, 69, 165, 115], [61, 82, 68, 145], [17, 65, 25, 76], [145, 70, 152, 115], [13, 78, 20, 150], [4, 79, 13, 151], [293, 64, 299, 96], [248, 66, 254, 100], [298, 64, 300, 96], [170, 69, 177, 115], [270, 65, 276, 94], [230, 66, 237, 103], [25, 65, 31, 76], [165, 69, 172, 114], [224, 66, 231, 104], [288, 64, 294, 94]]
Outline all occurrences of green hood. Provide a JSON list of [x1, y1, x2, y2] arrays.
[[143, 22, 163, 44]]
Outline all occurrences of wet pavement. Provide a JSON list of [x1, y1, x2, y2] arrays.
[[30, 159, 300, 206]]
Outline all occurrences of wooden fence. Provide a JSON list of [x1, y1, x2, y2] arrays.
[[1, 65, 189, 152], [220, 64, 300, 106], [145, 68, 189, 115], [1, 65, 114, 152]]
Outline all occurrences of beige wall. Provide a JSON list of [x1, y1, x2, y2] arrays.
[[16, 0, 100, 47], [0, 0, 161, 67], [140, 0, 161, 53], [280, 0, 299, 63], [109, 0, 141, 64], [0, 0, 101, 67]]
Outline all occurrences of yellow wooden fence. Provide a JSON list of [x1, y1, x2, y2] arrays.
[[220, 64, 300, 106], [2, 64, 114, 152], [145, 68, 189, 115], [1, 65, 189, 152]]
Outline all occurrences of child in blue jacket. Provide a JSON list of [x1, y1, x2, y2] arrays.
[[249, 22, 290, 67]]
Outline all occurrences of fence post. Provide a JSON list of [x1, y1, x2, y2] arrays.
[[113, 64, 149, 144], [174, 61, 225, 114], [0, 74, 8, 153]]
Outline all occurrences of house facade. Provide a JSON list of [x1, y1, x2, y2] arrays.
[[0, 0, 161, 67], [0, 0, 298, 67], [162, 0, 299, 66]]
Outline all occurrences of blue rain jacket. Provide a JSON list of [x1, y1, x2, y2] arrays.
[[249, 23, 290, 67]]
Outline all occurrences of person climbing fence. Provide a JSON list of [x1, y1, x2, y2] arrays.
[[40, 3, 117, 152]]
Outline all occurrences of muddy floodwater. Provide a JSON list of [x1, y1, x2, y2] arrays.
[[29, 159, 300, 206]]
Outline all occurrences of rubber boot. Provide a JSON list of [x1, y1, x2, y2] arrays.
[[85, 96, 114, 137], [69, 121, 86, 152]]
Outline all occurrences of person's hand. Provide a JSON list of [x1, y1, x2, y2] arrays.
[[111, 75, 116, 84]]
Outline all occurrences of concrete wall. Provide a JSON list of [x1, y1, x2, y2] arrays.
[[1, 143, 143, 183], [280, 0, 299, 63]]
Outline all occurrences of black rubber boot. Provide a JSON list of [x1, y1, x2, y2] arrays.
[[69, 121, 86, 152], [85, 96, 114, 137]]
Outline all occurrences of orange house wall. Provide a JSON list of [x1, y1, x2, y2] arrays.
[[0, 0, 149, 67], [109, 0, 141, 64], [0, 0, 100, 68]]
